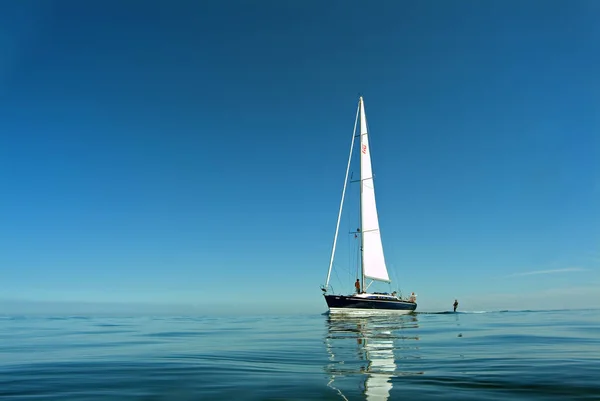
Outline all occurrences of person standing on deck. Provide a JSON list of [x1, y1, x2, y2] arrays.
[[355, 279, 361, 294], [453, 299, 459, 312]]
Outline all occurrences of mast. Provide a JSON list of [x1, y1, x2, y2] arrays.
[[359, 97, 365, 292]]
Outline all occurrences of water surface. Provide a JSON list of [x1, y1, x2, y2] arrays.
[[1, 309, 598, 400]]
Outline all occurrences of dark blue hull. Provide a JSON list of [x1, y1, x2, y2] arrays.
[[324, 294, 417, 313]]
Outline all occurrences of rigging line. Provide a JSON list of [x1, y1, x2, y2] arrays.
[[354, 243, 360, 279], [327, 378, 349, 401], [325, 100, 360, 288], [391, 264, 403, 298], [332, 262, 344, 291], [347, 208, 352, 284]]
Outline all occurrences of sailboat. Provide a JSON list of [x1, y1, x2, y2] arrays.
[[321, 97, 417, 314]]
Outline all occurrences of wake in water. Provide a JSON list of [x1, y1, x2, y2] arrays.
[[320, 308, 577, 317], [322, 309, 512, 316], [416, 310, 509, 315]]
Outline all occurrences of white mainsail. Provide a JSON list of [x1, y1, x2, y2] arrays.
[[359, 97, 390, 283]]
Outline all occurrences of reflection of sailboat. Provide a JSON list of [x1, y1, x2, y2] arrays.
[[361, 326, 395, 400], [324, 314, 422, 400], [322, 97, 417, 313]]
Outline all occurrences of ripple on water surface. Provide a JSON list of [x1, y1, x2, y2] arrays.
[[0, 310, 599, 400]]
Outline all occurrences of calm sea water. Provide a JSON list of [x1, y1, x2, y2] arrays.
[[1, 309, 599, 400]]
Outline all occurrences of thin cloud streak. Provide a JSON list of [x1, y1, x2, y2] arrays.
[[505, 267, 588, 278]]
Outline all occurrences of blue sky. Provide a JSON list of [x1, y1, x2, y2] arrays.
[[0, 1, 598, 314]]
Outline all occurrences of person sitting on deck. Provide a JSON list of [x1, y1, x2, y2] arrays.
[[355, 279, 361, 294]]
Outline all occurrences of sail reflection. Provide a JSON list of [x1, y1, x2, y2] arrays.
[[324, 313, 421, 400]]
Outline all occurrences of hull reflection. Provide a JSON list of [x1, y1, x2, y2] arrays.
[[324, 313, 422, 400]]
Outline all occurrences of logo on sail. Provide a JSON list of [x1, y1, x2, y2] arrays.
[[362, 144, 367, 154]]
